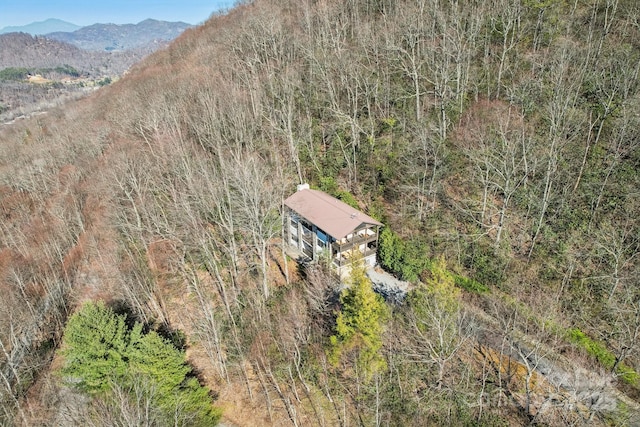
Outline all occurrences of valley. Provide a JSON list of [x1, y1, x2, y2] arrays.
[[0, 20, 190, 123]]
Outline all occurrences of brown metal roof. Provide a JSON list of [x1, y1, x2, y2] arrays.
[[284, 188, 382, 239]]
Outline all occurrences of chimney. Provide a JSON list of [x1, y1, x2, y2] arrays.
[[297, 183, 310, 192]]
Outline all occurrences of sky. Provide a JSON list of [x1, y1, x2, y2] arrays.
[[0, 0, 236, 30]]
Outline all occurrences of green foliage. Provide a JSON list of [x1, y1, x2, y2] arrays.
[[98, 76, 112, 86], [59, 301, 129, 394], [464, 241, 505, 287], [128, 326, 221, 424], [335, 189, 359, 209], [318, 176, 339, 194], [366, 198, 386, 223], [317, 176, 359, 208], [0, 65, 80, 81], [378, 227, 403, 274], [453, 274, 490, 294], [567, 328, 615, 368], [379, 229, 489, 293], [4, 0, 640, 423], [410, 257, 461, 323], [54, 64, 80, 77], [378, 227, 430, 282], [404, 257, 472, 390], [128, 325, 191, 395], [329, 260, 390, 379], [0, 67, 30, 81], [567, 328, 639, 386], [59, 302, 222, 426], [618, 366, 640, 386], [379, 116, 397, 130]]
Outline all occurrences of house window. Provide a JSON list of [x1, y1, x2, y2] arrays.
[[317, 229, 328, 243]]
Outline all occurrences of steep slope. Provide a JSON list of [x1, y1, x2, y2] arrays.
[[0, 0, 639, 425]]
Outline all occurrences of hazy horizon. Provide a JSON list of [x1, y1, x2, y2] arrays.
[[0, 0, 236, 30]]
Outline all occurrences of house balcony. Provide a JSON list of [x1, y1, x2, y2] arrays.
[[331, 247, 378, 267], [299, 225, 313, 242], [301, 233, 314, 246], [332, 234, 377, 253]]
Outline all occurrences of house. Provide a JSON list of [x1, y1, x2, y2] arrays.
[[284, 183, 382, 275]]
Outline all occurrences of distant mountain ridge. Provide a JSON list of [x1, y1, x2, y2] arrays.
[[46, 19, 192, 51], [0, 18, 81, 35], [1, 19, 192, 52]]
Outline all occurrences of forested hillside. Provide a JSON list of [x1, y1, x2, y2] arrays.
[[0, 32, 152, 73], [0, 0, 639, 425]]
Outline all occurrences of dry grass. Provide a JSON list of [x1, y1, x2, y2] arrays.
[[27, 75, 51, 84]]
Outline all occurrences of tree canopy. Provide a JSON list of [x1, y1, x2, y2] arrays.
[[59, 302, 222, 426], [329, 259, 390, 379]]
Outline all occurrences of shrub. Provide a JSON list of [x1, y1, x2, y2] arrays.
[[0, 67, 30, 81], [567, 328, 639, 386], [567, 328, 616, 368], [378, 227, 430, 282], [453, 274, 489, 293]]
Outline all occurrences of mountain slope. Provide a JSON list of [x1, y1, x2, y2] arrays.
[[0, 0, 639, 426]]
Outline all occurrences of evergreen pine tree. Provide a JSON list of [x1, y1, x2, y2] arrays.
[[329, 259, 390, 379], [59, 301, 129, 394], [59, 302, 222, 426]]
